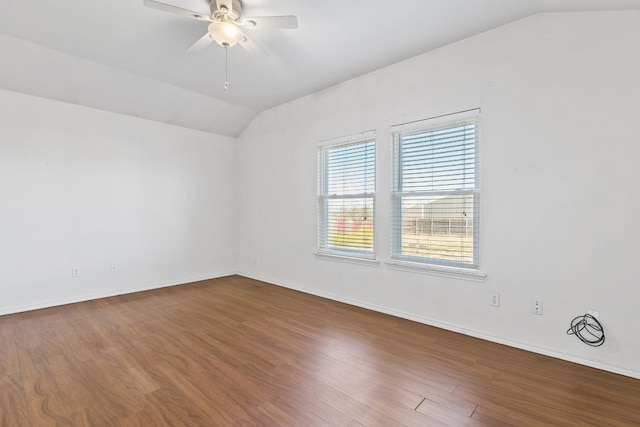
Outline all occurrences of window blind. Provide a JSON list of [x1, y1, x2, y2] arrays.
[[318, 135, 375, 256], [392, 116, 479, 267]]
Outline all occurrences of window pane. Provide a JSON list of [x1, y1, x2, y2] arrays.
[[318, 136, 375, 256], [392, 115, 479, 267], [326, 197, 374, 252], [326, 141, 375, 196], [400, 122, 476, 192], [399, 193, 476, 263]]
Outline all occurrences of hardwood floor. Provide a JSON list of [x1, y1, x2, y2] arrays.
[[1, 275, 639, 426]]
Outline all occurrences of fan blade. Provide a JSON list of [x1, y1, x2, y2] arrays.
[[187, 33, 215, 53], [216, 0, 234, 15], [242, 15, 298, 29], [143, 0, 211, 21], [239, 33, 269, 61]]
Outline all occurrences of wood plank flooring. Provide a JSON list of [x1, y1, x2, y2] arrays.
[[1, 275, 639, 426]]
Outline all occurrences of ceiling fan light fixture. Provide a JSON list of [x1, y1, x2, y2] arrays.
[[208, 21, 243, 47]]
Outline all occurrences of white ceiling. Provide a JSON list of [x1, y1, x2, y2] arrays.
[[1, 0, 639, 136]]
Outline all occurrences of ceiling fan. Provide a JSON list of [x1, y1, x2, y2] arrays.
[[143, 0, 298, 57]]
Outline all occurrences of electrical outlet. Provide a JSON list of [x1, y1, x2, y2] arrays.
[[111, 263, 118, 273], [72, 267, 80, 277], [489, 293, 500, 307], [533, 299, 543, 315]]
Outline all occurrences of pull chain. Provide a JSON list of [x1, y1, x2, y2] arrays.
[[224, 46, 229, 91]]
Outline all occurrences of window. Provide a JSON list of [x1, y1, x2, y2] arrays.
[[318, 134, 375, 258], [391, 111, 479, 268]]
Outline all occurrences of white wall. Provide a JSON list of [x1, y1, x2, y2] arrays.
[[236, 11, 640, 378], [0, 89, 236, 314]]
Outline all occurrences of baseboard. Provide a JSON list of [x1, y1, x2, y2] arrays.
[[237, 271, 640, 381], [0, 271, 235, 317], [6, 269, 638, 380]]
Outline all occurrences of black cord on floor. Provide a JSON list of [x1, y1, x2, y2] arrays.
[[567, 314, 605, 347]]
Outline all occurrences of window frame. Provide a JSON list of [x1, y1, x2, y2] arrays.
[[317, 132, 376, 260], [391, 110, 480, 269]]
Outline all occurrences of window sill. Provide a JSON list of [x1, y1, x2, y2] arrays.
[[314, 252, 379, 267], [385, 259, 486, 282]]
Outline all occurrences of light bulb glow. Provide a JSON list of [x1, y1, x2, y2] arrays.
[[208, 21, 243, 47]]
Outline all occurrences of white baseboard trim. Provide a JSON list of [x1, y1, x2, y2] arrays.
[[237, 271, 640, 381], [0, 271, 235, 317], [5, 269, 638, 380]]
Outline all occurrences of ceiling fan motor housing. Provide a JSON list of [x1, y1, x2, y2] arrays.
[[211, 0, 243, 21], [143, 0, 296, 56]]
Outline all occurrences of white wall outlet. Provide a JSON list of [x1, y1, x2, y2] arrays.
[[111, 263, 118, 273], [490, 293, 500, 307], [533, 299, 543, 315], [72, 267, 80, 277]]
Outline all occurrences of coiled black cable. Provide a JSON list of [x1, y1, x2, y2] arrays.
[[567, 314, 605, 347]]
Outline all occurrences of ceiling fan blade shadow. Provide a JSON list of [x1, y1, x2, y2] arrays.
[[242, 15, 298, 29], [239, 33, 269, 61], [187, 33, 215, 53], [143, 0, 211, 21]]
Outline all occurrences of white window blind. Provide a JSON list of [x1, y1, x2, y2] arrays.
[[318, 134, 375, 257], [392, 112, 479, 267]]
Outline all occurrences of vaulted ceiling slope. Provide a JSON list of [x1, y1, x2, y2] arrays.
[[1, 0, 639, 137]]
